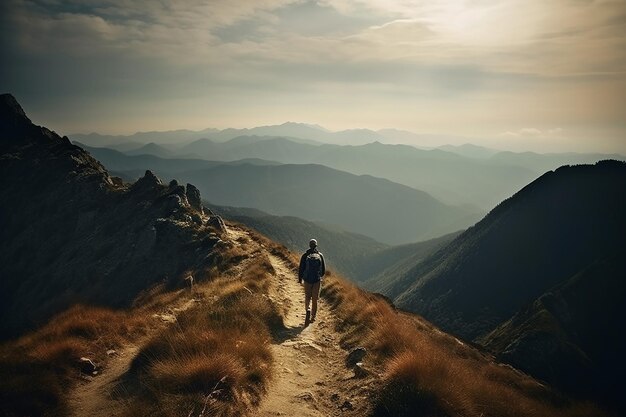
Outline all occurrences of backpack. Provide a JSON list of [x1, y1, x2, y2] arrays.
[[304, 252, 322, 283]]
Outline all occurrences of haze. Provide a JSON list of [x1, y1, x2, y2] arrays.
[[1, 0, 625, 153]]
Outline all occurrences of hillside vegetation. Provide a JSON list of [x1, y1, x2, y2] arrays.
[[368, 160, 626, 410]]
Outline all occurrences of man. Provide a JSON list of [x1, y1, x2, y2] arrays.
[[298, 238, 326, 323]]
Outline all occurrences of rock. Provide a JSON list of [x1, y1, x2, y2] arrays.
[[354, 362, 369, 378], [207, 215, 226, 233], [330, 393, 340, 402], [169, 185, 189, 206], [168, 179, 179, 188], [132, 170, 162, 191], [164, 194, 184, 213], [297, 391, 316, 403], [78, 357, 97, 374], [185, 183, 203, 213], [110, 176, 124, 186], [106, 349, 117, 356], [201, 234, 220, 248], [346, 346, 367, 367], [203, 205, 215, 216], [340, 400, 354, 411]]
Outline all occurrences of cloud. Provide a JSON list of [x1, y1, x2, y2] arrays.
[[501, 127, 564, 138], [1, 0, 624, 153]]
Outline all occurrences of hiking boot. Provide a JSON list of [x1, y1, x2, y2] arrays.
[[310, 315, 316, 323]]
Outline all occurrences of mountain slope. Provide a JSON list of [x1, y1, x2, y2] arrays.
[[368, 160, 626, 408], [207, 203, 388, 279], [358, 231, 461, 286], [479, 253, 626, 410], [0, 94, 224, 339], [177, 163, 476, 245], [386, 160, 626, 340]]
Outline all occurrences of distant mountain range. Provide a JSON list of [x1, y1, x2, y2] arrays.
[[73, 132, 623, 209], [72, 122, 388, 147], [79, 142, 481, 245], [206, 203, 462, 283], [366, 160, 626, 408], [206, 204, 388, 279]]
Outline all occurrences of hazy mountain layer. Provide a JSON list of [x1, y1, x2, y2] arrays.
[[173, 163, 477, 245], [77, 146, 479, 245], [207, 203, 389, 279], [152, 135, 537, 208]]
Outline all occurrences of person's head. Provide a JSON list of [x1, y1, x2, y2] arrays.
[[309, 238, 318, 249]]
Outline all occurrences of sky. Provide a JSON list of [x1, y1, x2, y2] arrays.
[[1, 0, 625, 153]]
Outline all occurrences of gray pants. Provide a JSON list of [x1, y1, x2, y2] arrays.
[[303, 280, 321, 318]]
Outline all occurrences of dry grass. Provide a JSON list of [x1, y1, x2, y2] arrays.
[[318, 273, 610, 417], [0, 305, 149, 416], [121, 251, 283, 417], [0, 224, 284, 417]]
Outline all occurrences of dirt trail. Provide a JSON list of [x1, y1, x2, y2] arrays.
[[257, 253, 377, 417], [69, 226, 378, 416]]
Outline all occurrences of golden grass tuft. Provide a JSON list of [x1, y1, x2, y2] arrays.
[[0, 305, 150, 416], [123, 250, 282, 417]]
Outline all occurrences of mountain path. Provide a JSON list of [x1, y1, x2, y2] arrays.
[[68, 226, 378, 416], [258, 252, 377, 417]]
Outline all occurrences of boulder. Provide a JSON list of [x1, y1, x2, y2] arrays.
[[164, 194, 184, 213], [185, 183, 203, 213], [354, 362, 369, 378], [131, 170, 162, 192], [207, 215, 227, 233], [78, 357, 97, 374], [346, 346, 367, 367]]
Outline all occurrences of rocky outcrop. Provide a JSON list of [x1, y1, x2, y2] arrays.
[[0, 94, 225, 340], [186, 183, 203, 213]]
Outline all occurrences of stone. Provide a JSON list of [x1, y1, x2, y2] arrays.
[[346, 346, 367, 367], [168, 179, 179, 188], [78, 357, 97, 374], [106, 349, 117, 356], [207, 215, 226, 233], [297, 391, 316, 403], [340, 400, 354, 411], [132, 170, 162, 191], [164, 194, 184, 213], [330, 393, 340, 402], [185, 183, 203, 213], [354, 362, 369, 378]]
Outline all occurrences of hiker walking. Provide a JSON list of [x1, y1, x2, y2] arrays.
[[298, 238, 326, 323]]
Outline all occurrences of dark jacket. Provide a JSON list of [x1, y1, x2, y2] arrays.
[[298, 248, 326, 282]]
